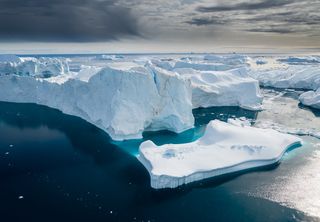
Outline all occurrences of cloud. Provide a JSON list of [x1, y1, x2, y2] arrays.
[[196, 0, 295, 12], [246, 28, 296, 34], [185, 16, 228, 26], [0, 0, 140, 42]]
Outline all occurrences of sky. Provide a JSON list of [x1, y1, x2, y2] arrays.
[[0, 0, 319, 53]]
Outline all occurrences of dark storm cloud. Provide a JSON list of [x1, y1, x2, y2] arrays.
[[0, 0, 140, 41], [246, 11, 320, 26], [197, 0, 294, 12], [185, 16, 228, 26], [246, 28, 296, 34]]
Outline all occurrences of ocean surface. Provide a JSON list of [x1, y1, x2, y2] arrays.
[[0, 89, 320, 222]]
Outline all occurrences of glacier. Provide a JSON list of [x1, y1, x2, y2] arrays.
[[138, 120, 302, 189]]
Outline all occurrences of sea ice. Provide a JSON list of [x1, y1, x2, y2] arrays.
[[138, 120, 302, 189]]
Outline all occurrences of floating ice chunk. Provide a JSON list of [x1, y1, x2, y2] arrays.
[[299, 89, 320, 109], [138, 120, 302, 189]]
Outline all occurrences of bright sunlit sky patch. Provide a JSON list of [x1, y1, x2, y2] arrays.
[[0, 0, 319, 53]]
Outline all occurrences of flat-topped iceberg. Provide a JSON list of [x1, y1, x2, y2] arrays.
[[175, 67, 262, 110], [0, 62, 194, 141], [299, 89, 320, 109], [138, 120, 302, 189]]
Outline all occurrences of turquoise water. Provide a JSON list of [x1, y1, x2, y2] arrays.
[[0, 89, 320, 221]]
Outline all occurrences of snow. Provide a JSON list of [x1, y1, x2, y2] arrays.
[[0, 62, 194, 141], [174, 67, 262, 110], [138, 120, 302, 189], [299, 89, 320, 109]]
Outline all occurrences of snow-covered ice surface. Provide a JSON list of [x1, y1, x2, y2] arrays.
[[138, 120, 301, 189], [299, 89, 320, 109]]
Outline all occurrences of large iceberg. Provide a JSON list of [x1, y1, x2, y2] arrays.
[[299, 89, 320, 109], [249, 64, 320, 90], [174, 67, 262, 110], [151, 59, 262, 110], [0, 61, 194, 141], [138, 120, 302, 189]]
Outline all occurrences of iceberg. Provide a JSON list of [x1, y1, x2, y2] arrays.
[[151, 59, 262, 110], [299, 89, 320, 109], [174, 67, 263, 110], [0, 60, 194, 141], [138, 120, 302, 189], [249, 64, 320, 90], [0, 57, 70, 78]]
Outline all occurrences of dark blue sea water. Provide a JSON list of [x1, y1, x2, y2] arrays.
[[0, 93, 320, 221]]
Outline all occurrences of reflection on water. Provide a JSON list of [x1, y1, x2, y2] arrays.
[[0, 90, 319, 221]]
